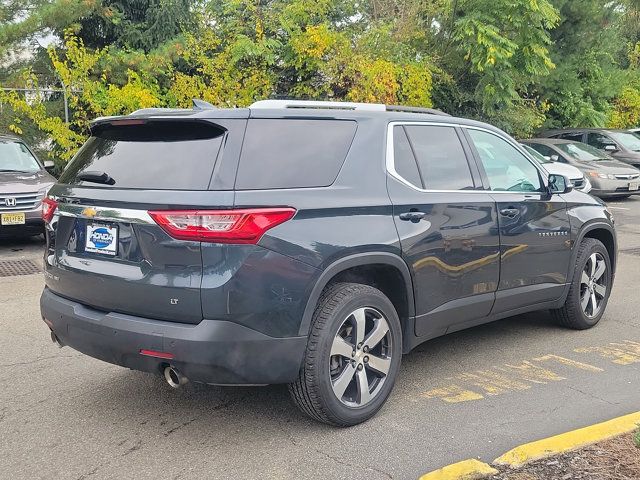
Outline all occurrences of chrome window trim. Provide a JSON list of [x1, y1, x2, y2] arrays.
[[385, 121, 549, 194], [55, 202, 155, 224]]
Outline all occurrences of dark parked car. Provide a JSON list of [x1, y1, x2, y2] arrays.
[[0, 134, 56, 237], [522, 138, 640, 198], [542, 128, 640, 169], [41, 100, 617, 426]]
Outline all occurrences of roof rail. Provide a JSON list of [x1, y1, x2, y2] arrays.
[[250, 99, 449, 116], [250, 99, 386, 111], [386, 105, 450, 116]]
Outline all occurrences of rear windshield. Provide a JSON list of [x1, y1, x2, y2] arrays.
[[235, 119, 357, 189], [59, 121, 224, 189]]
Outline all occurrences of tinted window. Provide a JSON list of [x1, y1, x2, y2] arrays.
[[393, 126, 422, 187], [403, 125, 474, 190], [468, 130, 542, 192], [559, 132, 584, 142], [586, 132, 615, 150], [236, 119, 357, 190], [60, 121, 224, 189]]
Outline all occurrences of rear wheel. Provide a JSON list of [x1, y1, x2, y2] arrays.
[[289, 283, 402, 426], [551, 238, 611, 329]]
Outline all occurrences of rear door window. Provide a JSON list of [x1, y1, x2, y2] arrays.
[[235, 119, 357, 190], [403, 125, 475, 190], [59, 121, 225, 190]]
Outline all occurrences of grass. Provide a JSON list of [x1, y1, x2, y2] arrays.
[[634, 425, 640, 448]]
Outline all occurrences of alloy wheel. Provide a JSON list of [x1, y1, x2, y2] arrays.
[[329, 307, 393, 407], [580, 252, 608, 318]]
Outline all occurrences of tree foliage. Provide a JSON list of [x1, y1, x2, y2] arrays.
[[1, 0, 639, 165]]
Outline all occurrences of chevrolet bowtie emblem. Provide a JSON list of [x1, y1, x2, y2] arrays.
[[82, 207, 97, 218]]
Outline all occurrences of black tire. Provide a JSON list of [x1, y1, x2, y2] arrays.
[[551, 238, 612, 329], [288, 282, 402, 427]]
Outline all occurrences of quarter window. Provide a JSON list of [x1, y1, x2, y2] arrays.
[[468, 130, 543, 192], [236, 119, 357, 190], [400, 125, 475, 190], [393, 126, 423, 188]]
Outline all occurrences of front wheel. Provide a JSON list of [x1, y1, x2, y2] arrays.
[[551, 238, 612, 329], [289, 283, 402, 426]]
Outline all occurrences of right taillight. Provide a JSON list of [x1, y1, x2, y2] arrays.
[[148, 208, 296, 244], [42, 197, 58, 223]]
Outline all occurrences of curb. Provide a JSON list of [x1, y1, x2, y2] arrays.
[[418, 411, 640, 479], [494, 411, 640, 468], [418, 459, 498, 480]]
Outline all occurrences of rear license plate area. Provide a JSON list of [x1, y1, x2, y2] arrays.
[[85, 223, 118, 256]]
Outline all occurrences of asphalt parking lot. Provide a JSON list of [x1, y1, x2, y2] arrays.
[[2, 197, 640, 480]]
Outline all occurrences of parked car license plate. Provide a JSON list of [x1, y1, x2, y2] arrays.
[[1, 212, 26, 225], [629, 181, 639, 191], [85, 223, 118, 256]]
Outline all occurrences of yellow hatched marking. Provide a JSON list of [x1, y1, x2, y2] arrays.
[[421, 353, 605, 404], [574, 343, 640, 365], [497, 360, 565, 384], [532, 354, 604, 372], [422, 386, 484, 403], [456, 371, 530, 395]]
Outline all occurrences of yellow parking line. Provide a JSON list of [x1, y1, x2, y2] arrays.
[[494, 411, 640, 467], [418, 459, 498, 480]]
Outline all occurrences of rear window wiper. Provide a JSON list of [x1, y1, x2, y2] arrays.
[[0, 169, 32, 173], [77, 171, 116, 185]]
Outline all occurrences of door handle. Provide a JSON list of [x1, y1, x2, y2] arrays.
[[499, 208, 520, 218], [399, 211, 427, 222]]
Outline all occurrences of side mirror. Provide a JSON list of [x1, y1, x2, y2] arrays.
[[550, 154, 560, 162], [603, 144, 618, 152], [543, 155, 551, 161], [43, 160, 55, 173], [549, 174, 573, 194]]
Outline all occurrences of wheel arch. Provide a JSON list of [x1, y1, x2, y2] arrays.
[[298, 253, 415, 337], [575, 222, 617, 275]]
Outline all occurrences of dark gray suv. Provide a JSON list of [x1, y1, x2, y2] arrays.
[[41, 100, 617, 426]]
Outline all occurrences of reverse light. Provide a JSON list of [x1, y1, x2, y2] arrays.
[[148, 208, 296, 244], [42, 197, 58, 223]]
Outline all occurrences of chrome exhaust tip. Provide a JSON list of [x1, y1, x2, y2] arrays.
[[50, 331, 64, 348], [163, 366, 188, 388]]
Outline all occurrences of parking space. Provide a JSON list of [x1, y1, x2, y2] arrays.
[[1, 197, 639, 480]]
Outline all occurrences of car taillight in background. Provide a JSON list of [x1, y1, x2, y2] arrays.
[[148, 208, 296, 244], [42, 197, 58, 223]]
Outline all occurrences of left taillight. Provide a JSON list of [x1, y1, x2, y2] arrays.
[[148, 208, 296, 244], [42, 197, 58, 223]]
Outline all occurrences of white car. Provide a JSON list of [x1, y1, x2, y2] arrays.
[[521, 143, 591, 193]]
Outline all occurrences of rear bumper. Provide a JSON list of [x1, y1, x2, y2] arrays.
[[40, 288, 307, 385]]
